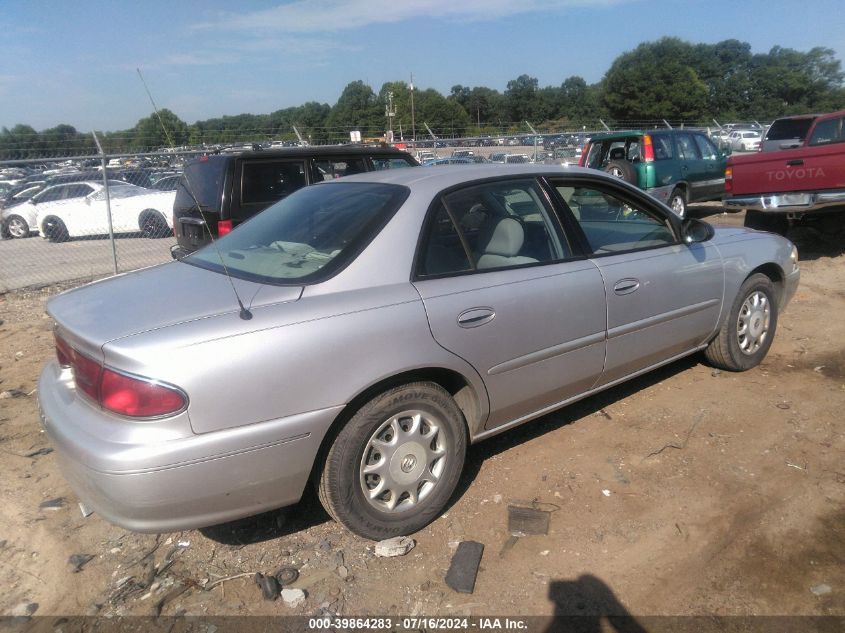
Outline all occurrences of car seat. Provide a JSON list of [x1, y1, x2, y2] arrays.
[[608, 147, 626, 161], [476, 217, 538, 269]]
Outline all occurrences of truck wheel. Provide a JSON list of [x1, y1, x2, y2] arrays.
[[604, 160, 637, 184], [318, 382, 467, 540], [704, 273, 778, 372], [744, 211, 788, 235], [668, 188, 687, 219]]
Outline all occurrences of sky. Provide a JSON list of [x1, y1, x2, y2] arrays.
[[1, 0, 843, 132]]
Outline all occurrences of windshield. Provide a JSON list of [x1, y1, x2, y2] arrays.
[[185, 182, 409, 285]]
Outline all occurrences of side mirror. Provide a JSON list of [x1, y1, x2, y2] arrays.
[[682, 218, 714, 244]]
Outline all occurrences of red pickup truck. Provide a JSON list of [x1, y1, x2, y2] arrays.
[[724, 109, 845, 236]]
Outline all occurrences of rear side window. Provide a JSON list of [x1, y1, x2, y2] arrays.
[[693, 134, 718, 160], [675, 134, 700, 160], [766, 118, 815, 141], [314, 158, 367, 181], [371, 157, 415, 170], [241, 160, 307, 205], [417, 179, 568, 277], [652, 135, 674, 160], [809, 117, 843, 146]]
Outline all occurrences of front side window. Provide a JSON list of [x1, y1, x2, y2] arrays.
[[554, 184, 676, 254], [417, 179, 567, 277], [240, 160, 307, 205], [187, 182, 408, 284]]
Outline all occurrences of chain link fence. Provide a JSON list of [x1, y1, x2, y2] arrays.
[[0, 118, 752, 292]]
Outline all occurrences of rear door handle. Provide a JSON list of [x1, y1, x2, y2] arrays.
[[457, 307, 495, 328], [787, 159, 804, 166], [613, 278, 640, 295]]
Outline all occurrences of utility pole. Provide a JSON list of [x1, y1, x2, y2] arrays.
[[385, 91, 395, 143]]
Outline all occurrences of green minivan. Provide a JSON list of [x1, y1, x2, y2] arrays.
[[579, 130, 730, 218]]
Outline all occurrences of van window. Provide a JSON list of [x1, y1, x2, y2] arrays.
[[240, 160, 307, 205]]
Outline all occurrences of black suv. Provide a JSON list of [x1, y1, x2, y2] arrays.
[[171, 145, 419, 257]]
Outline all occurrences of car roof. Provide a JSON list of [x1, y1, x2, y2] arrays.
[[327, 163, 586, 190], [202, 145, 414, 161]]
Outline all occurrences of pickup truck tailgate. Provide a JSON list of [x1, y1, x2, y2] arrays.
[[729, 144, 845, 195]]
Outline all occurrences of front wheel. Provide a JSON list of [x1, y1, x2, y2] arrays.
[[318, 382, 467, 540], [704, 273, 778, 371], [42, 216, 69, 242], [668, 188, 687, 219]]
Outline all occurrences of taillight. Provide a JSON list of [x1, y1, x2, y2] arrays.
[[218, 220, 232, 236], [100, 369, 186, 417], [53, 334, 186, 418], [724, 166, 733, 192], [578, 143, 590, 167], [55, 332, 72, 367], [642, 135, 655, 162]]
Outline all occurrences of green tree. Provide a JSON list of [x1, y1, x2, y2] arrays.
[[133, 109, 189, 150], [326, 81, 381, 139]]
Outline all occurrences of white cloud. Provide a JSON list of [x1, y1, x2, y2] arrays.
[[194, 0, 629, 33]]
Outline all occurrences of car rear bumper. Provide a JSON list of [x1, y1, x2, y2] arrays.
[[38, 360, 341, 533], [724, 190, 845, 214]]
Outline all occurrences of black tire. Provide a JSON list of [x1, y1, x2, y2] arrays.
[[704, 273, 778, 372], [5, 215, 30, 239], [604, 160, 637, 184], [668, 188, 687, 219], [318, 382, 467, 540], [140, 212, 170, 238], [744, 210, 789, 235], [42, 216, 69, 243]]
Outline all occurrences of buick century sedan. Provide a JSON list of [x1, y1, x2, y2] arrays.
[[39, 165, 799, 539]]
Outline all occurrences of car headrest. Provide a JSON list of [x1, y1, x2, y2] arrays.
[[481, 217, 524, 257], [609, 147, 625, 160]]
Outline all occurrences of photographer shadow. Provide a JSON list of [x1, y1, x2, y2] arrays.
[[546, 574, 648, 633]]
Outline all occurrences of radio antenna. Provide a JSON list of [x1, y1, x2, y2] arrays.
[[136, 67, 252, 320]]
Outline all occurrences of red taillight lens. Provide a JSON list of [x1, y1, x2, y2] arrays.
[[53, 334, 185, 418], [72, 352, 103, 402], [100, 369, 186, 417], [724, 166, 733, 192], [55, 332, 73, 367], [218, 220, 232, 236], [642, 135, 655, 162], [578, 143, 590, 167]]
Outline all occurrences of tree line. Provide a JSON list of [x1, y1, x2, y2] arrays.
[[2, 38, 843, 160]]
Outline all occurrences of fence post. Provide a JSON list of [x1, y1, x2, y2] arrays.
[[91, 132, 118, 275]]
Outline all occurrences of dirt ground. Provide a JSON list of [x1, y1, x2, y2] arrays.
[[0, 208, 842, 620]]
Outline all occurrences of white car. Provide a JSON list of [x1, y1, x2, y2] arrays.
[[2, 181, 123, 239], [729, 130, 762, 152], [36, 182, 175, 242]]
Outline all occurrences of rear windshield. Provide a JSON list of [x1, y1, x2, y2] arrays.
[[175, 157, 227, 212], [185, 182, 409, 285], [766, 118, 815, 141]]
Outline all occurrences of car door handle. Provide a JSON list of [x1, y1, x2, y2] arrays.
[[457, 307, 495, 328], [613, 278, 640, 295], [786, 159, 804, 166]]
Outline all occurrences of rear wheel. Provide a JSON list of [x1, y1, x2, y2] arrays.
[[42, 216, 69, 242], [140, 212, 170, 238], [704, 273, 778, 371], [5, 215, 29, 238], [604, 160, 637, 184], [318, 382, 467, 540], [668, 188, 687, 219]]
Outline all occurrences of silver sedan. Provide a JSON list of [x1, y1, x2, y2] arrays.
[[38, 165, 800, 539]]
